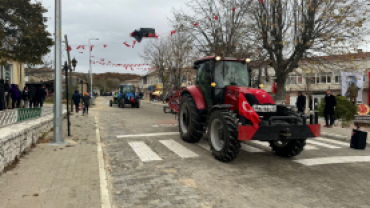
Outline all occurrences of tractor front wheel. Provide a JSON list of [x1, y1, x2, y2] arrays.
[[208, 109, 240, 162], [179, 94, 202, 143], [135, 99, 140, 108], [269, 139, 306, 157]]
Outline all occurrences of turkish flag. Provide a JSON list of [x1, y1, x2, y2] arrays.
[[132, 40, 137, 48], [272, 83, 277, 93], [103, 45, 107, 48], [76, 45, 85, 50], [194, 22, 199, 26], [239, 92, 260, 128], [90, 45, 94, 52], [123, 42, 131, 47], [171, 30, 176, 36], [214, 16, 219, 20], [232, 7, 238, 12], [66, 46, 72, 51]]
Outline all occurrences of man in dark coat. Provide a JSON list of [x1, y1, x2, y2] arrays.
[[38, 85, 46, 107], [72, 90, 81, 113], [82, 92, 90, 115], [324, 89, 337, 128], [29, 86, 36, 108], [296, 91, 306, 113]]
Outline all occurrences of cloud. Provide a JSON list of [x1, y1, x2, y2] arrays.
[[40, 0, 190, 75]]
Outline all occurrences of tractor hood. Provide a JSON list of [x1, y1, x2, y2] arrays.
[[226, 86, 275, 105]]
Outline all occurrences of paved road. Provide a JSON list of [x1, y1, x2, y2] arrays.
[[95, 97, 370, 208]]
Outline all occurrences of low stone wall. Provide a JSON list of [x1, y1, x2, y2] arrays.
[[0, 110, 66, 173]]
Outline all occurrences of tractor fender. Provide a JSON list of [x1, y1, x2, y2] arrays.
[[181, 85, 206, 110], [208, 104, 234, 117]]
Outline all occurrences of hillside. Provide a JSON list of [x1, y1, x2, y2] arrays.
[[74, 72, 141, 93]]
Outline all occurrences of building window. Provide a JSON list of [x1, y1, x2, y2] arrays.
[[2, 64, 13, 82], [298, 76, 303, 84], [286, 75, 302, 85], [334, 72, 341, 84], [305, 73, 316, 84], [318, 72, 332, 84]]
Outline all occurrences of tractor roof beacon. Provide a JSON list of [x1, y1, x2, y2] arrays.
[[164, 56, 321, 162]]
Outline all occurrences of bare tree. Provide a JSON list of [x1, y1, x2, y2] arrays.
[[172, 0, 254, 58], [248, 0, 369, 101]]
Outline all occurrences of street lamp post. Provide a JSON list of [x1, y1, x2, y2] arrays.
[[88, 38, 99, 96], [64, 62, 71, 136]]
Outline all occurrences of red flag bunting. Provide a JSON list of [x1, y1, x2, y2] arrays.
[[76, 45, 85, 50], [67, 46, 72, 51], [100, 59, 104, 62], [214, 16, 219, 20], [90, 45, 94, 52], [171, 30, 176, 36], [194, 22, 199, 26], [123, 42, 131, 47], [132, 40, 137, 48], [79, 52, 83, 54], [232, 7, 238, 12], [103, 45, 107, 48]]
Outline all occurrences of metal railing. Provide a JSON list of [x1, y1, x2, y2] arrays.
[[18, 108, 42, 122], [0, 107, 53, 127]]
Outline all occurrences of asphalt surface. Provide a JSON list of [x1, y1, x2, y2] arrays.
[[95, 97, 370, 208]]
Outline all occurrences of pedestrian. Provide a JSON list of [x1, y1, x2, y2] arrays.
[[23, 86, 30, 108], [72, 90, 81, 113], [324, 89, 337, 128], [29, 86, 35, 108], [38, 85, 46, 107], [4, 80, 10, 109], [10, 84, 20, 108], [82, 92, 90, 116], [296, 91, 306, 113], [15, 85, 22, 108]]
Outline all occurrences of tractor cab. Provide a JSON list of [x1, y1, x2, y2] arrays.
[[194, 56, 252, 107]]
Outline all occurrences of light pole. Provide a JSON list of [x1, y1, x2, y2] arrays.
[[64, 62, 71, 136], [88, 38, 99, 96], [51, 0, 64, 144]]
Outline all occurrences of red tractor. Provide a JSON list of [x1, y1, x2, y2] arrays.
[[164, 56, 320, 162]]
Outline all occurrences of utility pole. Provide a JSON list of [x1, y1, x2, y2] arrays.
[[51, 0, 64, 144], [64, 35, 73, 112]]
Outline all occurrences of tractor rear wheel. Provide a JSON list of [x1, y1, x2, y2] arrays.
[[179, 94, 202, 143], [208, 109, 240, 162], [136, 99, 140, 108], [269, 120, 306, 157]]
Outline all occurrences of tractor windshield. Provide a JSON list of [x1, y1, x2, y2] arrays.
[[214, 61, 249, 87], [120, 85, 135, 93]]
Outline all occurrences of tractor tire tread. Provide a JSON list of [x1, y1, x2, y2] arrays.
[[269, 139, 306, 157], [179, 94, 202, 143], [208, 109, 240, 162]]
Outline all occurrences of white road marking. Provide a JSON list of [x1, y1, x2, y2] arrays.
[[159, 140, 199, 158], [306, 140, 341, 149], [95, 116, 112, 208], [152, 124, 178, 128], [197, 142, 211, 151], [117, 132, 179, 138], [295, 156, 370, 166], [128, 141, 162, 162], [304, 144, 318, 150], [241, 143, 265, 152], [313, 137, 349, 147]]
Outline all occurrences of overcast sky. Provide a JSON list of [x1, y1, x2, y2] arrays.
[[40, 0, 191, 75]]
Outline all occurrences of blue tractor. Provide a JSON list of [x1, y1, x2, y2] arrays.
[[118, 84, 140, 108]]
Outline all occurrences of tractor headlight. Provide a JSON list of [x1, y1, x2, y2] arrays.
[[252, 105, 277, 112], [215, 56, 222, 61]]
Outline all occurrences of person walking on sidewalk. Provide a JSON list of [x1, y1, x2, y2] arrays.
[[324, 89, 337, 128], [10, 84, 20, 108], [22, 86, 30, 108], [296, 91, 306, 113], [72, 90, 81, 113], [82, 92, 90, 115], [37, 85, 46, 107], [4, 80, 10, 109]]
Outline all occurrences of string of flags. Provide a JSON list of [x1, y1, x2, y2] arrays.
[[66, 2, 265, 52], [89, 60, 157, 72]]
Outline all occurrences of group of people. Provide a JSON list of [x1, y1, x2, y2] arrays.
[[296, 89, 337, 128], [2, 80, 46, 110], [72, 90, 91, 115]]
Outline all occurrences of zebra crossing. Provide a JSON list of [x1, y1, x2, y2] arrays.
[[123, 135, 370, 166]]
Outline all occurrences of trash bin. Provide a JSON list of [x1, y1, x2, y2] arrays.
[[350, 129, 367, 149]]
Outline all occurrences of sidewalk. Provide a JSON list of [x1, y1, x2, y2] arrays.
[[142, 99, 168, 106], [0, 112, 105, 208]]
